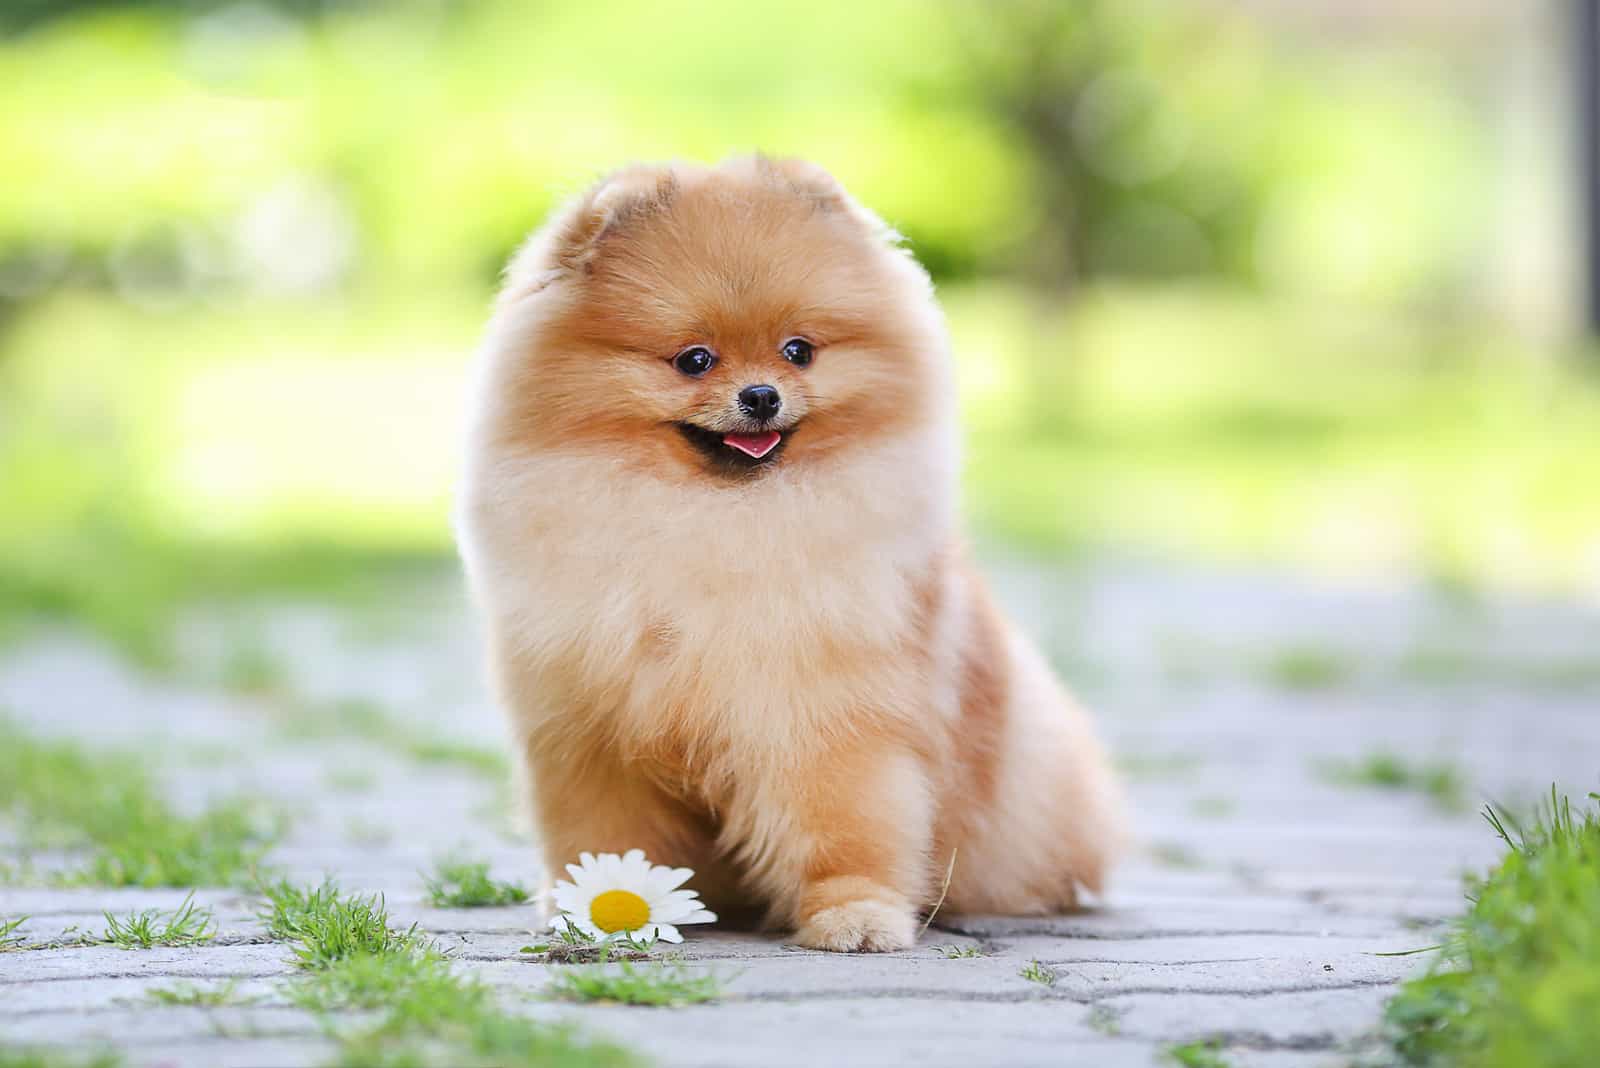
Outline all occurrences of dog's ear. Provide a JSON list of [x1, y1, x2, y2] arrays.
[[755, 155, 849, 213], [554, 164, 679, 269], [500, 165, 678, 300], [754, 154, 907, 250]]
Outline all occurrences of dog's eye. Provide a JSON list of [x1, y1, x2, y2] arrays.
[[673, 346, 717, 377], [781, 338, 814, 367]]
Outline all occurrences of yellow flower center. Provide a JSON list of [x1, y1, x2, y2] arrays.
[[588, 889, 651, 934]]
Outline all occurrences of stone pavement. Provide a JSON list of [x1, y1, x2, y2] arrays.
[[3, 559, 1598, 1067]]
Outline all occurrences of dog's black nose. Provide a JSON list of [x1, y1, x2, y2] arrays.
[[737, 384, 782, 422]]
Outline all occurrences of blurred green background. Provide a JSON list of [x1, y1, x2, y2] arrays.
[[3, 0, 1598, 662]]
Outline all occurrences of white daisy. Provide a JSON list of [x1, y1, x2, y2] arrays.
[[549, 849, 717, 944]]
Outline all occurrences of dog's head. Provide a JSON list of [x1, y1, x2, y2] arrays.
[[486, 156, 949, 480]]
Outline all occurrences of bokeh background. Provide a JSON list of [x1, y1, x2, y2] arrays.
[[3, 0, 1598, 664]]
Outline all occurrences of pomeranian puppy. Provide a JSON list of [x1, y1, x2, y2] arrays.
[[456, 156, 1123, 951]]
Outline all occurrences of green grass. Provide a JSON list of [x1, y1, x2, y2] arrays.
[[1261, 646, 1353, 691], [1086, 1004, 1121, 1035], [259, 878, 419, 969], [1190, 796, 1236, 819], [1165, 1040, 1232, 1068], [935, 944, 983, 959], [325, 767, 377, 794], [0, 717, 279, 887], [0, 515, 449, 669], [423, 858, 530, 909], [1383, 791, 1600, 1068], [277, 698, 509, 781], [332, 991, 635, 1068], [403, 738, 510, 778], [145, 981, 252, 1007], [1115, 752, 1201, 783], [261, 879, 634, 1066], [99, 894, 215, 949], [1396, 647, 1600, 693], [1321, 752, 1468, 813], [0, 1049, 121, 1068], [546, 958, 723, 1007], [0, 915, 26, 950], [217, 632, 288, 696], [287, 949, 459, 1012], [1019, 960, 1056, 986], [276, 698, 393, 744], [1150, 842, 1204, 869]]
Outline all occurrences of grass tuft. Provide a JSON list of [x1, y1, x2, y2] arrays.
[[546, 957, 722, 1007], [145, 981, 252, 1007], [423, 857, 529, 909], [0, 1049, 122, 1068], [1262, 646, 1352, 691], [287, 948, 457, 1013], [0, 718, 280, 887], [276, 698, 509, 781], [261, 879, 635, 1066], [0, 915, 26, 950], [1019, 959, 1056, 985], [1383, 790, 1600, 1068], [403, 738, 509, 778], [1321, 752, 1468, 813], [1165, 1040, 1232, 1067], [935, 944, 983, 959], [258, 878, 419, 968], [99, 894, 214, 949], [1086, 1003, 1121, 1035]]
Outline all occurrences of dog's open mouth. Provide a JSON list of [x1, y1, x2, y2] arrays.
[[676, 423, 790, 470]]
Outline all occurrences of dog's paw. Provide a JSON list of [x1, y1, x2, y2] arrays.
[[793, 898, 916, 953]]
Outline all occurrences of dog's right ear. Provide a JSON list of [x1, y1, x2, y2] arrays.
[[501, 165, 678, 301]]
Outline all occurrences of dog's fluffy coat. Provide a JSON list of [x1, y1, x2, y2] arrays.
[[456, 156, 1123, 951]]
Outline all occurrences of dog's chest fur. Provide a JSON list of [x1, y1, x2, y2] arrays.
[[465, 436, 954, 758]]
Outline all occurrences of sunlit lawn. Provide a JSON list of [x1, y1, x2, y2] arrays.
[[3, 282, 1599, 660]]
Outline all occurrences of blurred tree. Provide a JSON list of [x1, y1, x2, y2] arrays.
[[946, 0, 1262, 290], [0, 0, 359, 34]]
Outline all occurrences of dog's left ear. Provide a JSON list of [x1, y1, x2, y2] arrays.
[[755, 155, 849, 213], [753, 154, 908, 252]]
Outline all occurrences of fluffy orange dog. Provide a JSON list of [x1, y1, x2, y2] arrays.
[[456, 156, 1123, 951]]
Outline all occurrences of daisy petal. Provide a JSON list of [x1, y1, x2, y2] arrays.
[[654, 923, 683, 943]]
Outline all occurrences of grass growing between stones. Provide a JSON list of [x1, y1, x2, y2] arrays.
[[276, 697, 509, 781], [423, 857, 530, 908], [0, 718, 280, 887], [259, 878, 416, 969], [263, 879, 635, 1067], [1019, 960, 1057, 986], [935, 944, 983, 958], [1260, 645, 1353, 691], [1165, 1040, 1232, 1067], [0, 1049, 122, 1068], [99, 894, 215, 949], [145, 981, 254, 1007], [1321, 752, 1467, 813], [546, 957, 723, 1007], [1382, 791, 1600, 1068], [1395, 647, 1600, 693]]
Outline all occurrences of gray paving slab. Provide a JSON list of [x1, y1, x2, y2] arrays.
[[3, 559, 1594, 1066]]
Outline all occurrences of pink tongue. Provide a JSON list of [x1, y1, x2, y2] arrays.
[[722, 430, 782, 459]]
